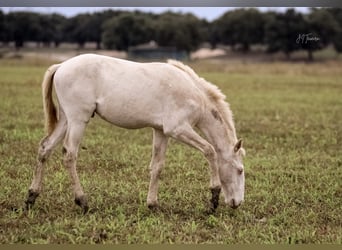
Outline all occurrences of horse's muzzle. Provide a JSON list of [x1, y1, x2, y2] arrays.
[[228, 198, 243, 209]]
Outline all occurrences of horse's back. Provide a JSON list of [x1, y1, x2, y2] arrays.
[[53, 54, 205, 129]]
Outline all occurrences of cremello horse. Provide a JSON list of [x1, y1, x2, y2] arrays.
[[25, 54, 245, 214]]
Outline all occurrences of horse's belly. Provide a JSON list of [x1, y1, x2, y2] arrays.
[[97, 112, 162, 130], [95, 96, 164, 130]]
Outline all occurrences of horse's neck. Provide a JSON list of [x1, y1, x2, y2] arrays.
[[199, 109, 235, 161]]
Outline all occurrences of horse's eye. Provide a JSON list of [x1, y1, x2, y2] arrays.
[[238, 168, 244, 175]]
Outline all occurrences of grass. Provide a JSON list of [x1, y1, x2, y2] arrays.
[[0, 56, 341, 244]]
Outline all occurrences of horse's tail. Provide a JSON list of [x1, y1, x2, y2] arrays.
[[42, 64, 60, 135]]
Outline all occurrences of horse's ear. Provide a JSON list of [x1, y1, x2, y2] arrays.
[[234, 139, 243, 153]]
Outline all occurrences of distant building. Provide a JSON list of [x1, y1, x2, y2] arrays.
[[128, 41, 188, 60]]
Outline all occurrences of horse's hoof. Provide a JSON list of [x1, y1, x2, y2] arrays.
[[83, 205, 89, 214], [147, 202, 159, 211], [205, 208, 215, 215], [210, 187, 221, 211], [25, 189, 39, 210], [75, 196, 89, 214]]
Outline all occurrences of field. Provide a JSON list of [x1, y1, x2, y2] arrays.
[[0, 54, 341, 243]]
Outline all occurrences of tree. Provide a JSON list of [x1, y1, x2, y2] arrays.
[[302, 8, 339, 61], [37, 14, 57, 47], [197, 19, 211, 47], [327, 8, 342, 53], [154, 12, 204, 53], [83, 12, 104, 49], [102, 12, 154, 50], [5, 12, 41, 49], [63, 12, 106, 49], [264, 9, 306, 59], [207, 19, 222, 49], [214, 8, 265, 51], [49, 14, 67, 48], [64, 14, 90, 48], [0, 10, 5, 43]]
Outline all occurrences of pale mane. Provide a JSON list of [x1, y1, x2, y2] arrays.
[[167, 59, 238, 144]]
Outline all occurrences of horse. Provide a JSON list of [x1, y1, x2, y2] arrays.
[[25, 54, 245, 214]]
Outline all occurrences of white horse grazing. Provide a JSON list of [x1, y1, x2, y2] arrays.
[[26, 54, 245, 214]]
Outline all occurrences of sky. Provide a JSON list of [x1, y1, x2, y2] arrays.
[[0, 7, 310, 21]]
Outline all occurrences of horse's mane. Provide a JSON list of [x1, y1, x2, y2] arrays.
[[167, 59, 238, 144]]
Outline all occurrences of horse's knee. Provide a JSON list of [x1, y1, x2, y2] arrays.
[[37, 137, 53, 162], [62, 147, 76, 166], [203, 144, 216, 160], [150, 159, 163, 175], [150, 165, 162, 179]]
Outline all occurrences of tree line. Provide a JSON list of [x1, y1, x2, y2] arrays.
[[0, 8, 342, 60]]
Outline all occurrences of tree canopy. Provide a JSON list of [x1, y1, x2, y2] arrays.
[[153, 12, 204, 53], [102, 12, 154, 50], [1, 8, 342, 59], [264, 9, 306, 58], [213, 8, 265, 51]]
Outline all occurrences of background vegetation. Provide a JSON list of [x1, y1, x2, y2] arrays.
[[0, 55, 341, 243], [1, 8, 342, 59]]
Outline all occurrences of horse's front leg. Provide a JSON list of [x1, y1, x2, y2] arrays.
[[207, 150, 221, 213], [147, 129, 169, 209], [166, 124, 221, 213], [210, 186, 221, 213]]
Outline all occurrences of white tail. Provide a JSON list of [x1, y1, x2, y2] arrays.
[[42, 64, 60, 135]]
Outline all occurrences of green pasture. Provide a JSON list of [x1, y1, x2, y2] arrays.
[[0, 57, 341, 243]]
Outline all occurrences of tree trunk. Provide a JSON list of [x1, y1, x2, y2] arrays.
[[210, 42, 217, 50], [242, 43, 250, 52], [15, 40, 23, 50], [96, 41, 101, 50], [78, 42, 85, 49], [307, 49, 314, 62], [285, 51, 291, 60]]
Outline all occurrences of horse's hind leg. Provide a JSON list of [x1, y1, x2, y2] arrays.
[[147, 129, 169, 209], [26, 114, 67, 210], [62, 120, 88, 213]]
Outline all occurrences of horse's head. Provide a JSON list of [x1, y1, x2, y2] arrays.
[[219, 139, 245, 209]]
